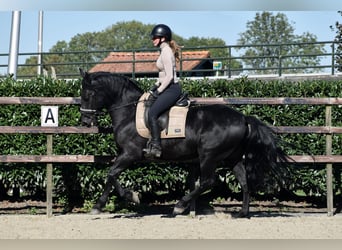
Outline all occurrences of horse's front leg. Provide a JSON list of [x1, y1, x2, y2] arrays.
[[232, 161, 250, 218], [91, 156, 139, 214]]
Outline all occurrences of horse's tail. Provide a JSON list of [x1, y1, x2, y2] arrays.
[[244, 115, 293, 193]]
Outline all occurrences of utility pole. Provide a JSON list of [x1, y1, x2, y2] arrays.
[[37, 11, 43, 76], [8, 11, 21, 79]]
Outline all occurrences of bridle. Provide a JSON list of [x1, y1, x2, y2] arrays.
[[80, 86, 98, 116], [80, 77, 147, 118], [80, 95, 144, 117], [80, 107, 98, 114], [108, 100, 142, 112]]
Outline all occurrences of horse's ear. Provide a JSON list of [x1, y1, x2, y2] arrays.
[[79, 68, 87, 78]]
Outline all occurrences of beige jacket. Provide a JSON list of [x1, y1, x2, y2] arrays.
[[155, 42, 178, 93]]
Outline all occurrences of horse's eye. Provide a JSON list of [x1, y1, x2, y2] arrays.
[[84, 90, 95, 98]]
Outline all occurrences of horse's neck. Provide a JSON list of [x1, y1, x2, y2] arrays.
[[107, 95, 139, 131]]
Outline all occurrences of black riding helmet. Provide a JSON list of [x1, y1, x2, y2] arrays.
[[150, 24, 172, 41]]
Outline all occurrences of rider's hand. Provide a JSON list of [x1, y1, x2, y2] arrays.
[[149, 89, 159, 99], [149, 84, 158, 92]]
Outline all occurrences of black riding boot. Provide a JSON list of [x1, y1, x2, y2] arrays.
[[143, 118, 162, 158]]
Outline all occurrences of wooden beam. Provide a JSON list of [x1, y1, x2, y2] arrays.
[[1, 97, 342, 105], [288, 155, 342, 163], [0, 155, 341, 163], [0, 97, 80, 105], [0, 126, 341, 134], [191, 97, 342, 105], [0, 126, 112, 134], [0, 155, 113, 163], [272, 126, 342, 134]]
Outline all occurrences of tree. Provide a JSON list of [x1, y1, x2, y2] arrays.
[[330, 11, 342, 72], [95, 21, 157, 50], [185, 37, 242, 75], [237, 12, 326, 74], [18, 21, 242, 78], [18, 21, 154, 78]]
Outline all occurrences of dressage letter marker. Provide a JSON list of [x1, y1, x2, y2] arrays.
[[41, 106, 58, 127]]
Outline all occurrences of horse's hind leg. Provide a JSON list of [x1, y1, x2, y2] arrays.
[[173, 159, 216, 215], [232, 161, 250, 218]]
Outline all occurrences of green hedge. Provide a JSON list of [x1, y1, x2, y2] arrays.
[[0, 76, 341, 205]]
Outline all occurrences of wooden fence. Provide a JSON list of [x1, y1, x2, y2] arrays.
[[0, 96, 341, 217]]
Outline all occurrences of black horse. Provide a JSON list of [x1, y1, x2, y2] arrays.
[[79, 69, 291, 217]]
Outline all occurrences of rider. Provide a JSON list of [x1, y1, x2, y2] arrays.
[[143, 24, 182, 158]]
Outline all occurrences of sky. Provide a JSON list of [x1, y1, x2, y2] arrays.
[[0, 10, 341, 75]]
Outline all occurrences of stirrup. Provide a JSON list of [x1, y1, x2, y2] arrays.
[[143, 143, 162, 158]]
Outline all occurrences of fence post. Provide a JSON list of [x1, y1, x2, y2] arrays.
[[325, 105, 334, 216], [331, 42, 335, 76], [132, 50, 136, 79], [46, 134, 53, 217], [227, 46, 232, 78], [278, 44, 282, 77]]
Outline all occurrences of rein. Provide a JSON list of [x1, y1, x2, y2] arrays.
[[108, 100, 142, 111], [80, 100, 141, 115]]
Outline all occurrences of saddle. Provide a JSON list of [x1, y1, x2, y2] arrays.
[[135, 92, 191, 139]]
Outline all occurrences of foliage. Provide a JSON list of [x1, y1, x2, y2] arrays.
[[330, 10, 342, 72], [237, 12, 326, 74], [0, 76, 341, 205], [15, 13, 330, 78], [184, 37, 242, 76], [118, 163, 188, 195], [17, 21, 240, 78]]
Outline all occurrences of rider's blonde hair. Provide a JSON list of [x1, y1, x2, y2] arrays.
[[169, 40, 182, 62]]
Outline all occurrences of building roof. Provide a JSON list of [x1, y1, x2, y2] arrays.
[[89, 50, 211, 74]]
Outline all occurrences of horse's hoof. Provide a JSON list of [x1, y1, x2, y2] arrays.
[[131, 191, 141, 204], [234, 211, 250, 219], [173, 206, 186, 215], [90, 208, 102, 215]]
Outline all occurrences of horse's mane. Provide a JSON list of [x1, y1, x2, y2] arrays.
[[88, 71, 143, 95]]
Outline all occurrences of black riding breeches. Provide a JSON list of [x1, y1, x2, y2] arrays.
[[148, 82, 182, 123]]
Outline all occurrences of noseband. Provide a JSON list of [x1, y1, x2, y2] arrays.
[[80, 107, 97, 114]]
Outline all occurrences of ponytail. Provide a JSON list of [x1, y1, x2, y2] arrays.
[[170, 40, 182, 61]]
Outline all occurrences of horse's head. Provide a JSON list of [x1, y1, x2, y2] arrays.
[[79, 68, 100, 127], [79, 68, 144, 127]]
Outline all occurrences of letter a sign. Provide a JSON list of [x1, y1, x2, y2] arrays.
[[41, 106, 58, 127]]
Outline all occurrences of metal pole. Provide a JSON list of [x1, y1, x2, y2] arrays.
[[227, 46, 232, 78], [132, 50, 136, 79], [8, 11, 21, 79], [37, 11, 44, 76], [278, 44, 282, 77], [331, 42, 335, 76]]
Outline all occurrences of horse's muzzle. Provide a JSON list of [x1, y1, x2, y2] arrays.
[[80, 113, 97, 127]]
